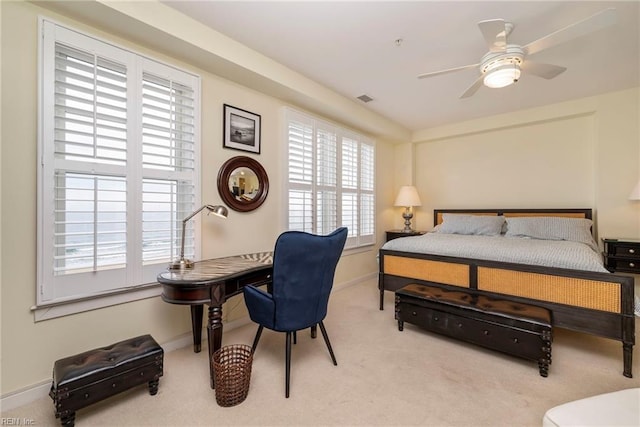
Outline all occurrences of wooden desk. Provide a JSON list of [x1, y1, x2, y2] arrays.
[[157, 252, 273, 388]]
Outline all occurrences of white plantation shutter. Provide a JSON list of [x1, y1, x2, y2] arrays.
[[287, 118, 314, 232], [39, 20, 200, 306], [359, 142, 375, 245], [341, 137, 358, 246], [54, 44, 128, 166], [141, 73, 195, 171], [285, 108, 375, 248], [139, 68, 197, 282], [54, 173, 128, 274], [316, 126, 337, 235], [141, 179, 194, 268], [51, 41, 130, 280], [142, 179, 178, 263]]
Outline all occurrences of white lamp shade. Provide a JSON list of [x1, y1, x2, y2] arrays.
[[394, 186, 422, 207], [630, 180, 640, 200]]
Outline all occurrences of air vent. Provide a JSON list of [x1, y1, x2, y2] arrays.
[[357, 94, 374, 103]]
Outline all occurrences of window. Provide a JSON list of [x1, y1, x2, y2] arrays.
[[285, 108, 375, 248], [37, 20, 200, 310]]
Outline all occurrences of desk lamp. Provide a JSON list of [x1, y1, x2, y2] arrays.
[[170, 204, 228, 270], [394, 186, 422, 232]]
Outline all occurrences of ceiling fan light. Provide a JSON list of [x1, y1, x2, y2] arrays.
[[484, 64, 521, 88]]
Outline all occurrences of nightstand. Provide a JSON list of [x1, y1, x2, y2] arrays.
[[386, 229, 427, 242], [602, 238, 640, 273]]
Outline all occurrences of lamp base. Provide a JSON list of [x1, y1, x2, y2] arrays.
[[169, 258, 195, 270], [402, 210, 414, 232]]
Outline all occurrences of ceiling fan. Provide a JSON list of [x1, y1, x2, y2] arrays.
[[417, 8, 617, 98]]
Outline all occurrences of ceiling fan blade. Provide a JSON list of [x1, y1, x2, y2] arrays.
[[417, 63, 479, 79], [459, 75, 484, 99], [521, 61, 567, 79], [478, 19, 508, 52], [523, 8, 617, 56]]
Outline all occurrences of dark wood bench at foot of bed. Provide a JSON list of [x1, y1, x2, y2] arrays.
[[396, 283, 553, 377]]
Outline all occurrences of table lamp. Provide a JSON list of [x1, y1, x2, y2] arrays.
[[170, 204, 228, 270], [394, 186, 422, 232]]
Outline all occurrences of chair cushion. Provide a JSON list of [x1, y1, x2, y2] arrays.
[[52, 335, 163, 390], [244, 285, 276, 330]]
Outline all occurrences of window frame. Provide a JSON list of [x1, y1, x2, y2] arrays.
[[284, 108, 375, 249], [35, 18, 202, 320]]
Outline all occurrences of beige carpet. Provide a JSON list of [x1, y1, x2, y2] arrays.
[[3, 278, 638, 426]]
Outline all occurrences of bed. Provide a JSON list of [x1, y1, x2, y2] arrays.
[[378, 208, 635, 378]]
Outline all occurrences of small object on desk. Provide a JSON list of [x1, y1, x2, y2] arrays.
[[602, 237, 640, 273], [169, 204, 228, 271], [386, 229, 427, 242]]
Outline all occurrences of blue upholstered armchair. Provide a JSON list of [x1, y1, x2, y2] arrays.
[[243, 227, 348, 398]]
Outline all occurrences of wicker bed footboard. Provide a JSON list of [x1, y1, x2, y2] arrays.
[[379, 249, 635, 378]]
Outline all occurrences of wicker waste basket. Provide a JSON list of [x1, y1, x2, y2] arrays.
[[213, 344, 253, 407]]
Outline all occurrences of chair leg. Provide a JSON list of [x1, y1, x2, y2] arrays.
[[285, 331, 292, 398], [318, 321, 337, 366], [310, 324, 317, 338], [251, 325, 264, 353], [293, 330, 297, 345]]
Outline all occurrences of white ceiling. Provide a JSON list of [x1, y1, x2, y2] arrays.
[[162, 1, 640, 132]]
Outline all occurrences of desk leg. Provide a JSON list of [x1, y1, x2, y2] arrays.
[[190, 305, 203, 353], [207, 305, 223, 389]]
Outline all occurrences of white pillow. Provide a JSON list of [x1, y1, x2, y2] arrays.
[[504, 216, 598, 251], [436, 214, 505, 236]]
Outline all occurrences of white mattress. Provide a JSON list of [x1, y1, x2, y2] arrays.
[[381, 233, 609, 273]]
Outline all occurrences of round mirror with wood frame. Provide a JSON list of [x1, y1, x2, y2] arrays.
[[217, 156, 269, 212]]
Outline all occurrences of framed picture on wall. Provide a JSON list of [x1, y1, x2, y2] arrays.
[[223, 104, 261, 154]]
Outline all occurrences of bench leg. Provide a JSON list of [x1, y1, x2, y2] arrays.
[[60, 412, 75, 427], [538, 360, 549, 377], [538, 331, 552, 377], [148, 379, 159, 395]]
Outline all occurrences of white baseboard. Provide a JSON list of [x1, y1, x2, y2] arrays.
[[0, 380, 52, 412], [0, 273, 373, 411]]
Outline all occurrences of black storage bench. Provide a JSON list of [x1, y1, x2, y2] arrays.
[[50, 334, 163, 426], [395, 284, 552, 377]]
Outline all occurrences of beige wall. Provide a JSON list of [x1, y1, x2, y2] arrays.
[[405, 89, 640, 238], [0, 1, 395, 395]]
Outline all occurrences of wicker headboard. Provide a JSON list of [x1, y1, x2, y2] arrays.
[[434, 208, 593, 227]]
